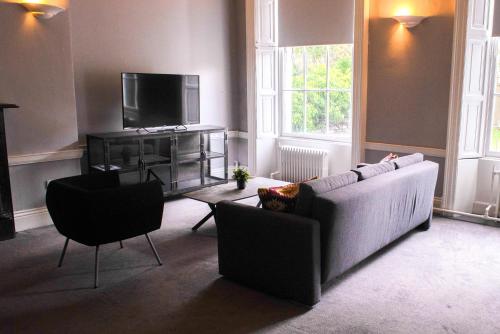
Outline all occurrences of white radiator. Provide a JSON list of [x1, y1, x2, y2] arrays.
[[277, 145, 329, 182]]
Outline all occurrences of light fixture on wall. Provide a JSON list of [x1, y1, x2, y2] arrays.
[[20, 1, 66, 19], [392, 15, 426, 29]]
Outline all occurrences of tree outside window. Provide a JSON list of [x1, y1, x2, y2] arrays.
[[281, 44, 353, 139], [489, 41, 500, 152]]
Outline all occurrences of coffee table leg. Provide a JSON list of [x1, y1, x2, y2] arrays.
[[192, 203, 216, 231]]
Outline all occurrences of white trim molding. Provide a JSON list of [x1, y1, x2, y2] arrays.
[[365, 142, 447, 158], [9, 149, 84, 167], [14, 207, 52, 232], [351, 0, 370, 167]]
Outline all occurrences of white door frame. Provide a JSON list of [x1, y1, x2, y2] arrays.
[[352, 0, 370, 167]]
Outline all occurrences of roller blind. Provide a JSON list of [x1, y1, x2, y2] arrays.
[[278, 0, 354, 47], [493, 0, 500, 37]]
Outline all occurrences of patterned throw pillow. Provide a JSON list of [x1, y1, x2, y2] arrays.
[[258, 183, 300, 213], [258, 177, 318, 213]]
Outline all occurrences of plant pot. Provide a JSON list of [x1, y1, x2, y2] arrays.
[[236, 179, 246, 190]]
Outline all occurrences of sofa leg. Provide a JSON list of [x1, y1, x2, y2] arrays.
[[58, 238, 69, 267], [94, 245, 100, 289], [417, 220, 431, 231], [119, 240, 123, 249], [145, 234, 162, 266]]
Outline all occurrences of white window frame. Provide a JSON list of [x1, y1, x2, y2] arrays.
[[485, 38, 500, 157], [278, 44, 353, 142]]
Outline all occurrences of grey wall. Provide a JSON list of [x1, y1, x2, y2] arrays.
[[365, 0, 455, 197], [493, 0, 500, 37], [70, 0, 247, 139], [366, 10, 454, 149], [0, 3, 81, 212], [278, 0, 354, 47], [365, 150, 445, 197], [0, 4, 78, 154], [232, 0, 248, 132], [10, 160, 81, 210]]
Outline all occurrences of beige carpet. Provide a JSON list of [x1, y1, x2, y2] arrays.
[[1, 197, 500, 334]]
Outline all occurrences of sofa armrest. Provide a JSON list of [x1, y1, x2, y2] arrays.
[[216, 201, 321, 306]]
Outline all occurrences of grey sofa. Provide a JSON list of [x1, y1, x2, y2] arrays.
[[216, 154, 439, 306]]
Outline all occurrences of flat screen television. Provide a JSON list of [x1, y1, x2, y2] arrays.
[[122, 73, 200, 129]]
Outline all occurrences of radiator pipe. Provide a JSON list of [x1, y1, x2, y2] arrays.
[[433, 207, 500, 223]]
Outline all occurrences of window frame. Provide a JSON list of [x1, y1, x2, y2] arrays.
[[485, 38, 500, 158], [278, 44, 354, 142]]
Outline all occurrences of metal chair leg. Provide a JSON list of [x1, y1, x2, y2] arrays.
[[145, 234, 162, 266], [58, 238, 69, 267], [94, 245, 100, 288], [119, 240, 123, 249]]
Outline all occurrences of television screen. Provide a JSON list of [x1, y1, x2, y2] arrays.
[[122, 73, 200, 129]]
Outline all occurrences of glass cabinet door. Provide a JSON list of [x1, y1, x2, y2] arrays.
[[107, 138, 142, 185], [175, 133, 202, 191], [88, 136, 106, 173], [143, 136, 173, 193], [202, 131, 227, 185]]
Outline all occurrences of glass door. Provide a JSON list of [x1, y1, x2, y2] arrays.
[[143, 136, 173, 193], [174, 133, 202, 191], [106, 138, 142, 185], [201, 131, 227, 185]]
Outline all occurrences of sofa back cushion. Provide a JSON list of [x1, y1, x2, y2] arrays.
[[352, 162, 395, 181], [295, 171, 358, 217], [392, 153, 424, 169]]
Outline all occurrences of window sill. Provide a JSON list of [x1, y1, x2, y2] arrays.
[[279, 134, 351, 145]]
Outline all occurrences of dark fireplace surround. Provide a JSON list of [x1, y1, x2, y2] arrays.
[[0, 104, 18, 241]]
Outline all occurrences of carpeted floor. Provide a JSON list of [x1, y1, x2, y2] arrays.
[[1, 197, 500, 334]]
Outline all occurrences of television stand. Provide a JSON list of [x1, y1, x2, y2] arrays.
[[87, 125, 228, 197]]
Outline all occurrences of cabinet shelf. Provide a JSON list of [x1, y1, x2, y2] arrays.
[[177, 151, 225, 163]]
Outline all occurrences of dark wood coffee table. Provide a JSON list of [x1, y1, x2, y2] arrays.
[[184, 177, 289, 231]]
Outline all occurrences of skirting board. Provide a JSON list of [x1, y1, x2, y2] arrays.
[[14, 207, 53, 232]]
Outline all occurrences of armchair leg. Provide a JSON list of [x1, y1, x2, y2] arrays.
[[58, 238, 69, 267], [94, 245, 100, 288], [119, 240, 123, 249], [145, 234, 162, 266]]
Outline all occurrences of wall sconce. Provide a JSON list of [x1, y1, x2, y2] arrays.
[[392, 15, 426, 29], [20, 1, 65, 19]]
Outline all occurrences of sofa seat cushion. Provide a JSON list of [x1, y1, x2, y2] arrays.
[[295, 171, 358, 217], [352, 162, 395, 181], [392, 153, 424, 169]]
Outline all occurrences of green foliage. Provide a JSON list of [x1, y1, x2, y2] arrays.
[[492, 128, 500, 151], [284, 44, 353, 134], [233, 167, 250, 182]]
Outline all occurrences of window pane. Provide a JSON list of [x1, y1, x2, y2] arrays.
[[306, 92, 327, 133], [329, 44, 353, 90], [283, 91, 304, 133], [329, 91, 352, 134], [283, 47, 304, 89], [306, 46, 327, 89], [496, 48, 500, 94], [490, 96, 500, 151]]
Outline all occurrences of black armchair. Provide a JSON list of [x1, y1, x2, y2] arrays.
[[46, 171, 165, 288]]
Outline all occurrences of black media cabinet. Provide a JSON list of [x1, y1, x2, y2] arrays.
[[87, 125, 228, 197]]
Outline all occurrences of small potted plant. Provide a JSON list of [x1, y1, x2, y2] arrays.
[[233, 167, 250, 190]]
